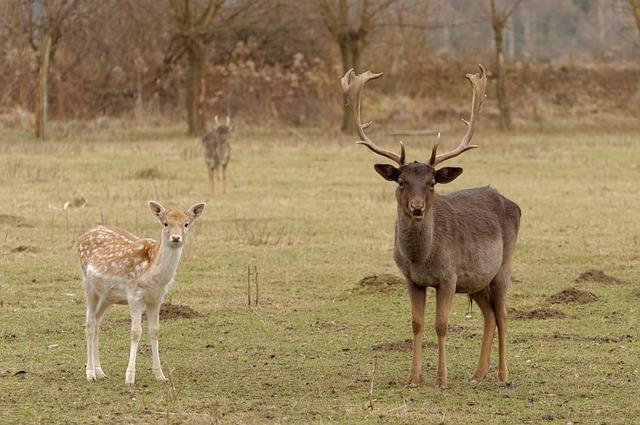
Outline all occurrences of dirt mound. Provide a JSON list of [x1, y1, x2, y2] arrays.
[[633, 289, 640, 299], [357, 274, 404, 292], [546, 287, 598, 305], [0, 214, 33, 228], [372, 339, 436, 352], [508, 306, 566, 320], [131, 166, 171, 180], [142, 303, 204, 320], [576, 269, 626, 285]]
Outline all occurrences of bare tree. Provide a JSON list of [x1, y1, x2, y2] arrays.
[[6, 0, 81, 138], [490, 0, 523, 131], [165, 0, 257, 135], [319, 0, 396, 133], [630, 0, 640, 41]]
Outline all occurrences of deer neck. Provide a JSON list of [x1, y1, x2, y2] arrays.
[[396, 204, 435, 263], [145, 239, 183, 286]]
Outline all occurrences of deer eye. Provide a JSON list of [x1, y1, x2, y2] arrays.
[[398, 181, 405, 189], [163, 222, 168, 227], [184, 223, 189, 228]]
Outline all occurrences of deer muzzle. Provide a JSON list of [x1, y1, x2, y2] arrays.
[[409, 201, 425, 221]]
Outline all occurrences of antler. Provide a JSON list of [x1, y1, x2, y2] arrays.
[[341, 68, 406, 166], [225, 115, 230, 126], [429, 64, 487, 167], [214, 115, 220, 126]]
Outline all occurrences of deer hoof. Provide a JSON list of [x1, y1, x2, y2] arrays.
[[95, 368, 107, 379], [435, 383, 447, 390], [497, 370, 509, 382], [86, 368, 97, 381], [125, 370, 136, 387], [153, 368, 167, 383]]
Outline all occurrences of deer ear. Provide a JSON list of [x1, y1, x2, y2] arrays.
[[435, 167, 463, 184], [188, 202, 206, 222], [374, 164, 400, 182], [148, 201, 165, 222]]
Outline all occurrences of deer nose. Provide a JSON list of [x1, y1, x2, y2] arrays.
[[409, 201, 425, 212], [171, 235, 182, 243]]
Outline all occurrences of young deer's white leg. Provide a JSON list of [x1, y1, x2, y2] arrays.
[[146, 301, 167, 382], [93, 298, 110, 379], [85, 290, 99, 381], [125, 300, 143, 386]]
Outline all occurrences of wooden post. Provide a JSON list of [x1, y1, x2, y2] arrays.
[[247, 264, 251, 306], [36, 35, 52, 140], [254, 265, 259, 307]]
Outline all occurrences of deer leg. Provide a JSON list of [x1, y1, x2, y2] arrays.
[[93, 297, 110, 379], [222, 164, 228, 194], [470, 289, 496, 382], [125, 300, 143, 386], [407, 282, 426, 387], [146, 301, 167, 382], [491, 268, 511, 382], [207, 168, 215, 196], [434, 282, 455, 389], [84, 290, 99, 381]]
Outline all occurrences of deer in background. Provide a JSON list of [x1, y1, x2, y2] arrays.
[[342, 65, 521, 389], [77, 201, 206, 386], [202, 115, 232, 195]]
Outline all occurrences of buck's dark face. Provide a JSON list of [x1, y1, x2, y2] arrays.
[[216, 125, 230, 137], [374, 162, 463, 222]]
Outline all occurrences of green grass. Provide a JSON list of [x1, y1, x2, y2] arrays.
[[0, 123, 639, 424]]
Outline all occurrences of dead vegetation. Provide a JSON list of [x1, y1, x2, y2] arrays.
[[575, 269, 627, 285], [131, 166, 174, 180], [545, 287, 598, 305], [0, 214, 33, 228], [232, 220, 290, 246]]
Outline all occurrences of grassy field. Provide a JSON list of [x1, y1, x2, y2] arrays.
[[0, 122, 639, 424]]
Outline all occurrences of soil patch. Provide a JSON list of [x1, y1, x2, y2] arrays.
[[131, 166, 172, 180], [357, 273, 404, 292], [142, 303, 204, 320], [508, 306, 566, 320], [11, 245, 39, 253], [576, 269, 627, 285], [546, 287, 598, 305], [372, 339, 436, 352], [0, 214, 33, 228], [633, 289, 640, 299], [514, 332, 634, 344]]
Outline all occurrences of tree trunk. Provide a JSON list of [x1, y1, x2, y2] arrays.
[[186, 44, 205, 135], [35, 35, 52, 139], [492, 23, 512, 130], [631, 0, 640, 42], [339, 36, 356, 133]]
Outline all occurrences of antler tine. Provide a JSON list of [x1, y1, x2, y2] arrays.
[[214, 115, 220, 126], [341, 68, 406, 166], [225, 115, 230, 126], [431, 64, 487, 167]]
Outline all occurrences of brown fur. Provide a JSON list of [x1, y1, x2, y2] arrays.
[[202, 124, 231, 195], [377, 161, 521, 388]]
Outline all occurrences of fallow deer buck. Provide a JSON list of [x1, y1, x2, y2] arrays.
[[77, 201, 206, 386], [342, 65, 521, 389], [202, 115, 232, 195]]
